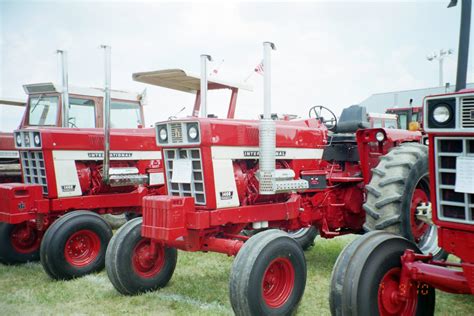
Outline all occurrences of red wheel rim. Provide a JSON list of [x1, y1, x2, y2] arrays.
[[378, 268, 417, 316], [64, 230, 101, 267], [132, 239, 165, 278], [262, 257, 295, 308], [10, 223, 41, 254], [410, 187, 430, 242]]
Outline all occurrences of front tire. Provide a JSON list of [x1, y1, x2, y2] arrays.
[[0, 222, 41, 264], [40, 211, 113, 280], [105, 217, 177, 295], [229, 229, 306, 316], [329, 231, 435, 316], [364, 143, 447, 259]]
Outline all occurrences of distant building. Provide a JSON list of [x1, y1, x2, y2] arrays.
[[360, 83, 474, 112]]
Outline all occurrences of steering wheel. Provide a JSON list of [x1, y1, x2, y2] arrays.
[[308, 105, 337, 132]]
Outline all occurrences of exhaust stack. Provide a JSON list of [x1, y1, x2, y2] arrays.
[[259, 42, 277, 195], [258, 42, 309, 196], [451, 0, 472, 92], [101, 45, 112, 184], [200, 54, 213, 118], [56, 50, 70, 127]]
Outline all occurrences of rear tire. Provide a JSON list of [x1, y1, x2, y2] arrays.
[[0, 222, 41, 264], [230, 229, 306, 316], [364, 143, 447, 260], [106, 218, 177, 295], [40, 211, 113, 280], [287, 226, 318, 251], [330, 231, 435, 316]]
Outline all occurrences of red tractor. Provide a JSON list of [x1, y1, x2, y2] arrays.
[[0, 98, 26, 184], [330, 1, 474, 314], [105, 42, 443, 314], [0, 47, 251, 282]]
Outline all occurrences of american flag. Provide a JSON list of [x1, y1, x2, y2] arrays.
[[254, 61, 264, 75]]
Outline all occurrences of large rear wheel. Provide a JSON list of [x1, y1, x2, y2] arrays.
[[105, 217, 177, 295], [364, 143, 447, 260], [329, 231, 435, 316], [229, 229, 306, 316], [40, 211, 113, 280], [0, 222, 41, 264]]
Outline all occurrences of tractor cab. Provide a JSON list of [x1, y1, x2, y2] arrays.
[[132, 68, 252, 119], [21, 83, 145, 129], [386, 106, 423, 130]]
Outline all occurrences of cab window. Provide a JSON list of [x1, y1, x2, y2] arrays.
[[28, 95, 59, 126], [412, 113, 419, 123], [385, 119, 398, 129], [372, 119, 383, 128], [398, 113, 408, 130], [111, 101, 143, 128], [68, 98, 96, 128]]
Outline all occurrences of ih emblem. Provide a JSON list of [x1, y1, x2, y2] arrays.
[[18, 201, 25, 210]]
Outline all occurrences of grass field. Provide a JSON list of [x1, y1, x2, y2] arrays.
[[0, 235, 472, 315]]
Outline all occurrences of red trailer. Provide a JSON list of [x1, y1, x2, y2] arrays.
[[330, 1, 474, 314], [105, 45, 441, 315]]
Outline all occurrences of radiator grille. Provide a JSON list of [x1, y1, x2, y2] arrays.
[[461, 97, 474, 128], [20, 150, 48, 194], [163, 148, 206, 205], [170, 123, 183, 143], [435, 137, 474, 225]]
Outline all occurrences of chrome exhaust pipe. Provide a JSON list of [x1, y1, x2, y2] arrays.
[[101, 45, 112, 184], [200, 54, 212, 118], [56, 50, 70, 127], [259, 42, 277, 195]]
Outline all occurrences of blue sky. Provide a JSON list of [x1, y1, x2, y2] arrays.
[[0, 0, 468, 130]]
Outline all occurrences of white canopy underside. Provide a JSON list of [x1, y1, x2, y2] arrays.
[[132, 69, 253, 93]]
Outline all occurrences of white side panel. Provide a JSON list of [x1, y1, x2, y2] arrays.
[[0, 150, 19, 159], [211, 146, 323, 160], [53, 160, 83, 197], [212, 159, 240, 208], [52, 150, 162, 161]]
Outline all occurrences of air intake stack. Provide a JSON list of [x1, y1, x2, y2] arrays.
[[57, 50, 70, 127], [258, 42, 308, 195]]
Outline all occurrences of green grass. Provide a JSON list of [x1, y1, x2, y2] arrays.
[[0, 236, 472, 315]]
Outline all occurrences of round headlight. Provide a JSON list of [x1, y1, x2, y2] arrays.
[[433, 105, 451, 124], [34, 134, 41, 146], [159, 128, 168, 141], [375, 131, 385, 142], [424, 138, 429, 146], [16, 134, 22, 146], [188, 126, 198, 140]]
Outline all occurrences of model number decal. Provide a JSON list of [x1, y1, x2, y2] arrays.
[[87, 152, 133, 158], [220, 191, 234, 200], [61, 184, 76, 192], [243, 150, 286, 157]]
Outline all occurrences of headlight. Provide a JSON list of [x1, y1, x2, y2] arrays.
[[424, 138, 429, 146], [15, 134, 22, 147], [375, 131, 385, 142], [33, 133, 41, 146], [159, 127, 168, 141], [188, 126, 198, 140], [433, 105, 451, 124]]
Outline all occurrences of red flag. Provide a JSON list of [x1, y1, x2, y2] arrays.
[[254, 61, 264, 75]]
